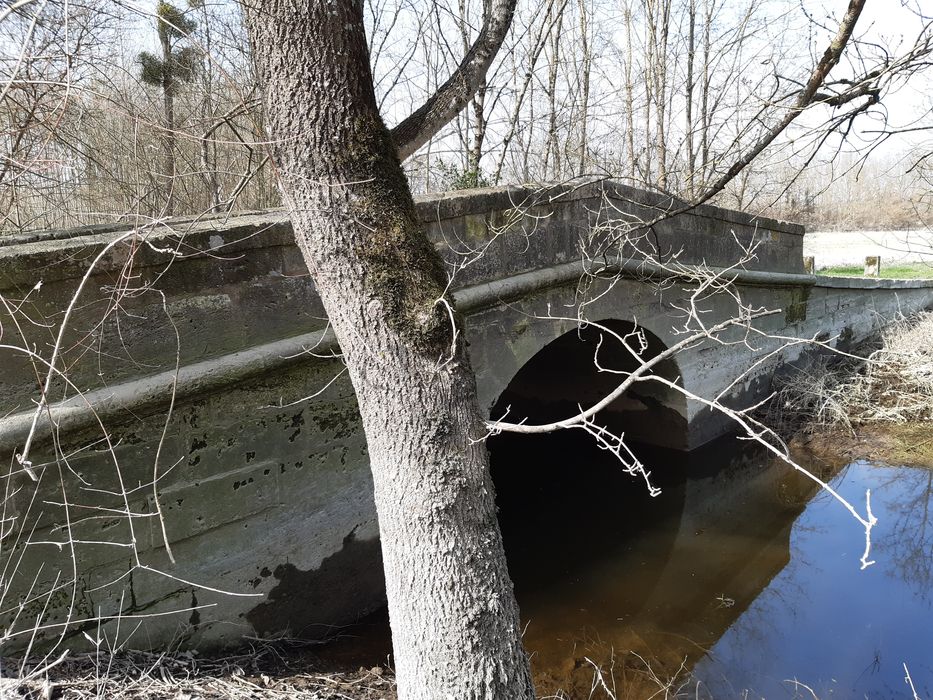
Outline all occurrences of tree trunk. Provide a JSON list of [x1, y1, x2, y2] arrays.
[[653, 0, 671, 191], [242, 1, 534, 698], [700, 0, 712, 191], [470, 79, 487, 180], [198, 1, 221, 210], [544, 9, 563, 180], [685, 0, 696, 198], [576, 0, 590, 177], [623, 1, 636, 180], [160, 30, 176, 216]]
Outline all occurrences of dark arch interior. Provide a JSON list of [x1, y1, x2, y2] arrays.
[[491, 319, 688, 450], [488, 319, 689, 613], [311, 321, 703, 682]]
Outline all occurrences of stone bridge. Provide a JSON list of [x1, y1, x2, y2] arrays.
[[1, 181, 931, 651]]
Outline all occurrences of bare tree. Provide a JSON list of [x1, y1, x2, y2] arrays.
[[241, 0, 534, 697], [137, 1, 200, 215], [0, 2, 117, 230], [237, 0, 897, 697]]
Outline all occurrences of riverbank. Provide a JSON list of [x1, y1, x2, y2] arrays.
[[773, 311, 933, 426], [0, 642, 721, 700], [774, 312, 933, 467], [1, 646, 397, 700], [792, 421, 933, 469]]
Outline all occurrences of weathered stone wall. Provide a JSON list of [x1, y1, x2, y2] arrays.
[[0, 181, 928, 653], [463, 263, 933, 448], [0, 181, 803, 405]]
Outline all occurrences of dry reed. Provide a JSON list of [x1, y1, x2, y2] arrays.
[[0, 643, 396, 700], [771, 312, 933, 430]]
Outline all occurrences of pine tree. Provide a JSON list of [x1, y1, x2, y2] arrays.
[[137, 2, 200, 215]]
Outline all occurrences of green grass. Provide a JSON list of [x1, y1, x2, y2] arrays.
[[818, 262, 933, 279]]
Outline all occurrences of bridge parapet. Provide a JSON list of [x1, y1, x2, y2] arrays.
[[0, 180, 804, 407], [421, 181, 804, 288]]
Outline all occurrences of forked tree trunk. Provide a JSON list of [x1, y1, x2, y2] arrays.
[[242, 1, 534, 698]]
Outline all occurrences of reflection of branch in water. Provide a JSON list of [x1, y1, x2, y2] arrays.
[[874, 467, 933, 598]]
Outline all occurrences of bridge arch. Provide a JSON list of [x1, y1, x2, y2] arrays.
[[485, 319, 690, 668], [487, 318, 689, 450]]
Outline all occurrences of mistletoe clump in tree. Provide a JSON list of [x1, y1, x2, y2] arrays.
[[138, 1, 201, 215]]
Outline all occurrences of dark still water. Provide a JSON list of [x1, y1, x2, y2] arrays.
[[320, 430, 933, 698], [490, 429, 933, 698]]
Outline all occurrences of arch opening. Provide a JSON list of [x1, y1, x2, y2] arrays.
[[491, 319, 688, 450], [486, 319, 692, 690]]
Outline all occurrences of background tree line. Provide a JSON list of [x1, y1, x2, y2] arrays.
[[1, 0, 931, 234]]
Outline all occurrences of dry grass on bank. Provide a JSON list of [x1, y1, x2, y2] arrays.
[[0, 648, 698, 700], [0, 645, 703, 700], [772, 312, 933, 432], [0, 645, 396, 700]]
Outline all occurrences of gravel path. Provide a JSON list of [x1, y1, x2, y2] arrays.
[[803, 229, 933, 269]]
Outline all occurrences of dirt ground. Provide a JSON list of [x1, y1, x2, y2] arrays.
[[791, 421, 933, 470], [1, 644, 397, 700]]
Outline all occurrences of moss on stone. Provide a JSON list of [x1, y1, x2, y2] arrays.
[[784, 285, 811, 324], [463, 214, 489, 244], [341, 112, 457, 354]]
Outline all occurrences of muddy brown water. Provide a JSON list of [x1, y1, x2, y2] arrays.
[[318, 430, 933, 698]]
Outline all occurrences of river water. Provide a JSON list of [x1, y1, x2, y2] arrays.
[[322, 430, 933, 698], [692, 458, 932, 699]]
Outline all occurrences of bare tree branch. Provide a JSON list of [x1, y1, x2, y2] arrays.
[[693, 0, 867, 207], [391, 0, 517, 161]]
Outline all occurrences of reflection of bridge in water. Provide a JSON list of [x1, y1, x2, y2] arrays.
[[1, 181, 932, 651], [314, 434, 843, 695], [493, 436, 933, 697], [491, 431, 823, 697]]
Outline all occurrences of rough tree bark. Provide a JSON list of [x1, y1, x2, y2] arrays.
[[684, 0, 696, 198], [576, 0, 591, 177], [241, 1, 534, 698]]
